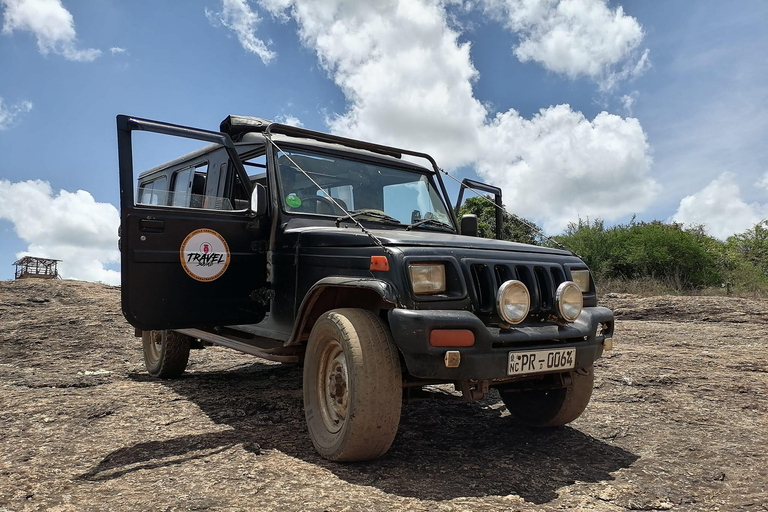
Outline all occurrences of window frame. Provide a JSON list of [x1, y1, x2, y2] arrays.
[[271, 144, 455, 230], [138, 175, 168, 206]]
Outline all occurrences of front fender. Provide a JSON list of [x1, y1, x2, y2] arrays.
[[286, 277, 401, 345]]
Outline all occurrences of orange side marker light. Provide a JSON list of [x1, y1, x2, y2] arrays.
[[429, 329, 475, 347], [369, 255, 390, 272]]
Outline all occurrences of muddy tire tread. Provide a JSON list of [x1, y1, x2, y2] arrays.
[[304, 308, 402, 462], [143, 330, 191, 379]]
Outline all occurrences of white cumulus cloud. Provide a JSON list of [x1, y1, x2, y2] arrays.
[[275, 114, 304, 127], [0, 180, 120, 284], [477, 105, 656, 232], [206, 0, 275, 64], [260, 0, 657, 232], [262, 0, 488, 169], [1, 0, 101, 61], [671, 173, 768, 240], [0, 97, 33, 129], [484, 0, 648, 89]]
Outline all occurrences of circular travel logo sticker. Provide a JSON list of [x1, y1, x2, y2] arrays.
[[179, 228, 230, 282]]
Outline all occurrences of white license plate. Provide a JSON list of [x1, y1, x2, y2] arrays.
[[508, 348, 576, 376]]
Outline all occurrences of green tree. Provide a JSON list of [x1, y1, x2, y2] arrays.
[[727, 220, 768, 276], [458, 196, 541, 244]]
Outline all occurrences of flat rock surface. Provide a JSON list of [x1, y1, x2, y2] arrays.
[[0, 280, 766, 511]]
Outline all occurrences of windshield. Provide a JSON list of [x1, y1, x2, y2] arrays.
[[276, 149, 454, 230]]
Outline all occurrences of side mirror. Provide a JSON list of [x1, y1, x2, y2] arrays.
[[460, 214, 478, 237], [250, 183, 268, 216]]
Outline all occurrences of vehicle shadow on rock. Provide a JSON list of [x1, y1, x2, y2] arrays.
[[81, 362, 638, 505]]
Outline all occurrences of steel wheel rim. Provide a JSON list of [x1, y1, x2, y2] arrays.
[[317, 339, 348, 434], [146, 331, 163, 363]]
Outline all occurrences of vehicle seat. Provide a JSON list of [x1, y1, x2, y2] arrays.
[[190, 173, 206, 208], [316, 197, 347, 215]]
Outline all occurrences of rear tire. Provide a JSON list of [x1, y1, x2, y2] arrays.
[[499, 366, 594, 427], [303, 308, 402, 461], [142, 330, 191, 379]]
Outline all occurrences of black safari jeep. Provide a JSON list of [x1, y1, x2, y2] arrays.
[[117, 114, 614, 462]]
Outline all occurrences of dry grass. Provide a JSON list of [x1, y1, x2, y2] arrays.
[[596, 276, 768, 299]]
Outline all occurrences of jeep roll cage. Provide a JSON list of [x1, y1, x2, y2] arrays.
[[220, 115, 459, 229]]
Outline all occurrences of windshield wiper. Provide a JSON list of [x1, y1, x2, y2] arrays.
[[336, 210, 403, 227], [406, 218, 455, 232]]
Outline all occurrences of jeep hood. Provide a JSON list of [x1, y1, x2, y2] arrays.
[[292, 226, 570, 256]]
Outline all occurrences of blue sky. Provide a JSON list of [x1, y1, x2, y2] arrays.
[[1, 0, 767, 283]]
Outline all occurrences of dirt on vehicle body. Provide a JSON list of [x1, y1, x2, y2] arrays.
[[1, 280, 766, 511]]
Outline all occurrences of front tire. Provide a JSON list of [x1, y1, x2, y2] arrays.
[[303, 308, 402, 461], [499, 366, 594, 427], [142, 330, 191, 379]]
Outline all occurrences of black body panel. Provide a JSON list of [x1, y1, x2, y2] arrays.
[[121, 209, 266, 330], [118, 113, 613, 386], [117, 115, 268, 330], [292, 225, 570, 254], [255, 222, 595, 339], [388, 307, 613, 380]]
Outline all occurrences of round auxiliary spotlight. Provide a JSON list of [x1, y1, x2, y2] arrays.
[[556, 281, 583, 322], [496, 280, 530, 325]]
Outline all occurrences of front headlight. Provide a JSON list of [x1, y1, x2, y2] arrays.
[[409, 263, 446, 295], [556, 281, 583, 322], [571, 270, 591, 292], [496, 280, 530, 325]]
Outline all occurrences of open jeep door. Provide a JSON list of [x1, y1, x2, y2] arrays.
[[117, 115, 268, 331]]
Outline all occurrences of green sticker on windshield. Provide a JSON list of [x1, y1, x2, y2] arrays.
[[286, 193, 302, 208]]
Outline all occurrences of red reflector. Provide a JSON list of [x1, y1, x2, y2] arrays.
[[369, 255, 390, 271], [429, 329, 475, 347]]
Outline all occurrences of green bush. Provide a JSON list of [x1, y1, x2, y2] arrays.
[[556, 219, 723, 289], [457, 196, 768, 296]]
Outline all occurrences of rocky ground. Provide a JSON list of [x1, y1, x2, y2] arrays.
[[0, 279, 766, 512]]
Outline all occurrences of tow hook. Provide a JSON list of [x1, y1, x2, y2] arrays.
[[459, 380, 490, 402]]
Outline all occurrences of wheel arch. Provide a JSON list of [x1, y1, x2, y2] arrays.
[[286, 277, 400, 346]]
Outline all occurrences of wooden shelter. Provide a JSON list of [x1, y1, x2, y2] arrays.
[[13, 256, 61, 280]]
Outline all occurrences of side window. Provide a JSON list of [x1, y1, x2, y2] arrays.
[[170, 163, 215, 209], [138, 176, 167, 205], [171, 168, 194, 207], [133, 135, 257, 212], [245, 153, 267, 174], [223, 163, 245, 210], [138, 162, 233, 210], [190, 163, 209, 208]]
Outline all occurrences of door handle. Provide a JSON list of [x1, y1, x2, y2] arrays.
[[139, 218, 165, 233]]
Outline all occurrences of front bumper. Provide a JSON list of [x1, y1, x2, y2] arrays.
[[388, 307, 614, 381]]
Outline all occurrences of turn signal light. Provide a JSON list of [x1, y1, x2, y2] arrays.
[[369, 255, 390, 271], [429, 329, 475, 347]]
